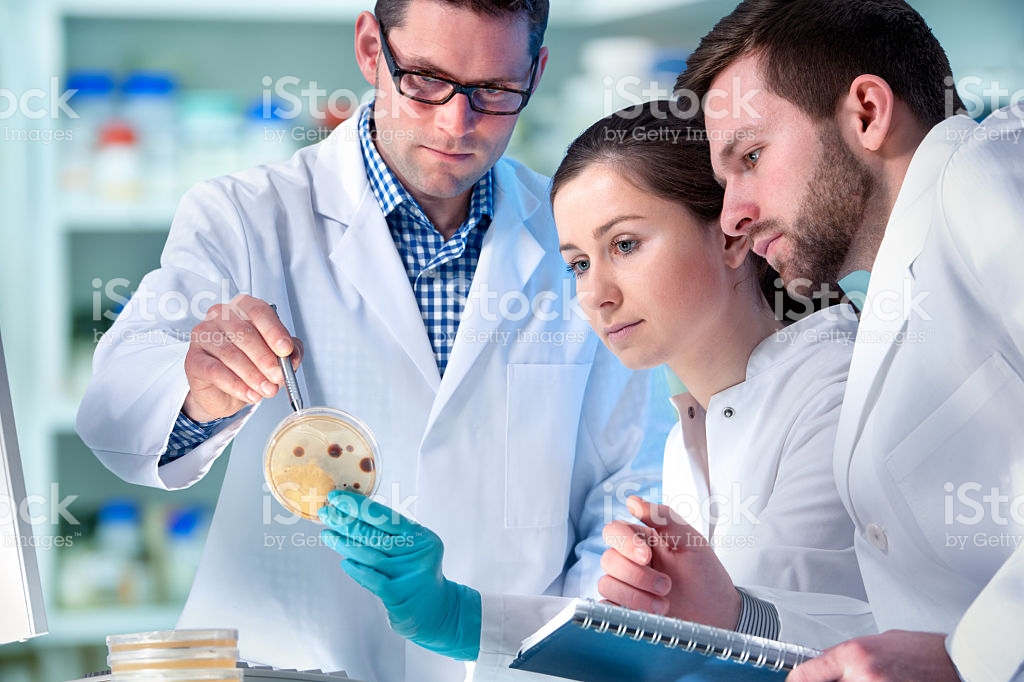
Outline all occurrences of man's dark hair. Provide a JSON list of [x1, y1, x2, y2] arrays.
[[375, 0, 549, 57], [677, 0, 964, 129]]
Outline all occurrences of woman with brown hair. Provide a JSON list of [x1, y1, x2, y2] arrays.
[[550, 100, 872, 648]]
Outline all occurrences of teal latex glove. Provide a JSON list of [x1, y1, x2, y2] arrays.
[[319, 489, 482, 661]]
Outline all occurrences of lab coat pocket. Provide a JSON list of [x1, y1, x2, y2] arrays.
[[505, 363, 591, 528], [883, 351, 1024, 570]]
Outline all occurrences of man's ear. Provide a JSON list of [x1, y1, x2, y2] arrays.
[[838, 74, 895, 153], [530, 46, 550, 94], [721, 231, 751, 270], [354, 11, 382, 86]]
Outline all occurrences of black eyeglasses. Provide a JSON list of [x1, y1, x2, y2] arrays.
[[377, 23, 538, 116]]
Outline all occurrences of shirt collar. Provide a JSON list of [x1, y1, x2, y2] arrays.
[[745, 305, 858, 380], [838, 270, 871, 312], [357, 104, 494, 233]]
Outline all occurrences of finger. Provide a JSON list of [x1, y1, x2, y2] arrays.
[[220, 315, 288, 388], [195, 330, 281, 398], [628, 496, 703, 545], [239, 297, 295, 358], [185, 347, 262, 404], [290, 336, 304, 370], [338, 555, 391, 594], [319, 505, 392, 545], [598, 574, 669, 615], [600, 547, 672, 596], [319, 527, 392, 568], [327, 489, 410, 536], [787, 649, 845, 682], [627, 496, 678, 530], [603, 520, 657, 564]]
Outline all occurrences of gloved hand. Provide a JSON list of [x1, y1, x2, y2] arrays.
[[319, 489, 482, 661]]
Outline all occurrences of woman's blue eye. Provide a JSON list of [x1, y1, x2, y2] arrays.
[[746, 149, 761, 164], [566, 260, 590, 278], [616, 240, 638, 254]]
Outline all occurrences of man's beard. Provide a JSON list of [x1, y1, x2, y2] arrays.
[[760, 124, 876, 298]]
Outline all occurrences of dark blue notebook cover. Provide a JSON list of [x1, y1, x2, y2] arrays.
[[509, 600, 820, 682]]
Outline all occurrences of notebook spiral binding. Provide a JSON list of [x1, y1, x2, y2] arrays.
[[576, 600, 814, 673]]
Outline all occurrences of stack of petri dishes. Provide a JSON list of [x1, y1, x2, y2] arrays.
[[106, 629, 240, 681]]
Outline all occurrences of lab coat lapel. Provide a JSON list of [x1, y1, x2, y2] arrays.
[[669, 393, 712, 539], [425, 166, 545, 430], [835, 115, 977, 463], [313, 109, 441, 393]]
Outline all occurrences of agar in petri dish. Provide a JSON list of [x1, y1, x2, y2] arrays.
[[263, 407, 380, 520]]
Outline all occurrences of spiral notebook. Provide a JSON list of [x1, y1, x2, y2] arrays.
[[509, 599, 820, 682]]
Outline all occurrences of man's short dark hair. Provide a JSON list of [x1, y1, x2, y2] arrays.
[[677, 0, 964, 129], [375, 0, 549, 57]]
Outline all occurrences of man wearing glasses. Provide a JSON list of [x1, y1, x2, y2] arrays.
[[77, 1, 656, 680]]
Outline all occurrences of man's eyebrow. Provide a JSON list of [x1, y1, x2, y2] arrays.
[[715, 124, 764, 166], [394, 50, 528, 85]]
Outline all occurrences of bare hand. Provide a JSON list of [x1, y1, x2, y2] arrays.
[[788, 631, 959, 682], [599, 496, 741, 630], [182, 295, 303, 422]]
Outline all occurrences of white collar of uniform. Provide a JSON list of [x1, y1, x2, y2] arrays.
[[745, 304, 859, 380], [873, 114, 977, 277]]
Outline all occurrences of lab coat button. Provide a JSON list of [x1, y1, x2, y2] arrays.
[[722, 407, 735, 418], [865, 523, 888, 553]]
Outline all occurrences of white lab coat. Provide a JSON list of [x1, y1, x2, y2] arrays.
[[663, 308, 874, 649], [829, 109, 1024, 681], [76, 104, 655, 682]]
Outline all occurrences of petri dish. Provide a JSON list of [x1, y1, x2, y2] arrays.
[[107, 629, 237, 652], [108, 647, 238, 672], [263, 407, 381, 520], [111, 671, 243, 681]]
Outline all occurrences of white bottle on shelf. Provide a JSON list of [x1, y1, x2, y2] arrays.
[[241, 96, 300, 168], [93, 120, 142, 203], [93, 499, 151, 605], [60, 70, 116, 199], [121, 70, 179, 202]]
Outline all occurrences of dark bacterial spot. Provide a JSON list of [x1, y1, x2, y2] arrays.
[[346, 445, 355, 453], [360, 457, 374, 472], [353, 483, 360, 490], [293, 446, 305, 457], [328, 444, 342, 458]]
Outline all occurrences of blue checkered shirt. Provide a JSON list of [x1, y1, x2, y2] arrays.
[[160, 412, 223, 465], [359, 105, 493, 373], [161, 104, 493, 465]]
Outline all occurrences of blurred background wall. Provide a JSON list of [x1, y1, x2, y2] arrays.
[[0, 0, 1021, 679]]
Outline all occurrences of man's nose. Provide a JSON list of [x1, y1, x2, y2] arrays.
[[433, 91, 478, 137], [720, 185, 758, 237]]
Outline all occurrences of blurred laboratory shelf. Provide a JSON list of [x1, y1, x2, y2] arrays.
[[40, 604, 180, 646], [50, 399, 81, 434], [50, 0, 706, 25], [51, 0, 367, 22], [59, 200, 178, 233]]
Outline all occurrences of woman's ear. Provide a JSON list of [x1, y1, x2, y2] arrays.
[[721, 231, 751, 270], [838, 74, 895, 153]]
